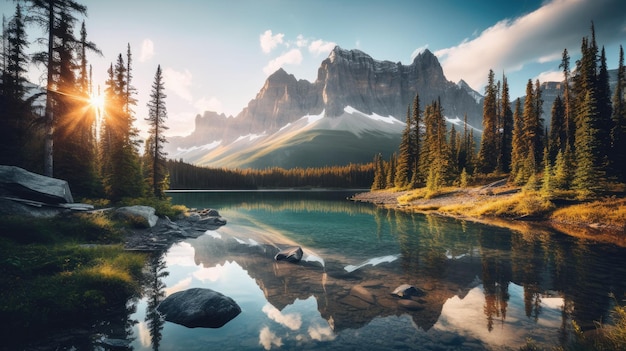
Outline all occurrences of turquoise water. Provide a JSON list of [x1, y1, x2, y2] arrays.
[[126, 191, 626, 351]]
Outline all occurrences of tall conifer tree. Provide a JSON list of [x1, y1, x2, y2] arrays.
[[145, 65, 169, 198], [610, 46, 626, 181], [498, 74, 513, 173], [394, 106, 412, 189], [478, 69, 498, 173]]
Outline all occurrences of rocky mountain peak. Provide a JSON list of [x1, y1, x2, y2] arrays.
[[166, 47, 485, 168]]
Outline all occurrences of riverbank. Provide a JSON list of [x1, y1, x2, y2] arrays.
[[351, 183, 626, 247]]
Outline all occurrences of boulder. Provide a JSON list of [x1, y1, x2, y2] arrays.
[[157, 288, 241, 328], [391, 284, 425, 299], [0, 165, 73, 203], [115, 205, 159, 228], [274, 246, 303, 263]]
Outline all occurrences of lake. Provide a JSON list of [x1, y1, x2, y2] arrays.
[[126, 190, 626, 351]]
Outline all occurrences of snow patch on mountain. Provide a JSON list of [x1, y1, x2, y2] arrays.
[[176, 140, 222, 153], [235, 133, 267, 143], [343, 106, 401, 124], [305, 110, 325, 125]]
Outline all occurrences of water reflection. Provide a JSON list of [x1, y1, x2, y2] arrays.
[[143, 253, 168, 350], [125, 191, 626, 350]]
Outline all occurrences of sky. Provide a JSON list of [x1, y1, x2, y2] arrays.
[[2, 0, 626, 138]]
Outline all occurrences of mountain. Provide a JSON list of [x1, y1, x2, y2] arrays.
[[519, 69, 619, 128], [166, 46, 484, 168]]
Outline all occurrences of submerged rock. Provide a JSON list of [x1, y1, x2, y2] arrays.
[[274, 246, 303, 263], [157, 288, 241, 328], [391, 284, 425, 299]]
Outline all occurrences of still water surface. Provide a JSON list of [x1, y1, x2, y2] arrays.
[[127, 191, 626, 351]]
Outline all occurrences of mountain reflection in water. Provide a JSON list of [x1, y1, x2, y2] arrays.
[[127, 191, 626, 351]]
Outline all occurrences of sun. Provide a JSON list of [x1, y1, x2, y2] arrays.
[[89, 93, 105, 110]]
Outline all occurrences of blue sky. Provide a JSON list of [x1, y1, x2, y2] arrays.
[[2, 0, 625, 137]]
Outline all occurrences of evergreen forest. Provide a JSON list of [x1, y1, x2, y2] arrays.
[[372, 25, 626, 200], [0, 1, 169, 201]]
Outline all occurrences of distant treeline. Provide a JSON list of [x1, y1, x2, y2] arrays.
[[167, 159, 374, 189]]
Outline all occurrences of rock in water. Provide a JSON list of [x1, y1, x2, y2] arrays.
[[274, 246, 303, 263], [391, 284, 425, 299], [157, 288, 241, 328]]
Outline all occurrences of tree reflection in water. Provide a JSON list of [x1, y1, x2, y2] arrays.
[[144, 252, 168, 351]]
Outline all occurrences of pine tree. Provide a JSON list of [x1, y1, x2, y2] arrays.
[[610, 46, 626, 182], [0, 4, 34, 168], [559, 48, 575, 149], [100, 54, 144, 201], [394, 106, 412, 188], [540, 146, 553, 197], [385, 153, 396, 189], [498, 74, 513, 173], [25, 0, 89, 177], [371, 153, 386, 190], [573, 90, 603, 198], [548, 95, 566, 164], [410, 93, 422, 186], [51, 10, 102, 197], [552, 146, 574, 190], [478, 69, 498, 173], [145, 65, 169, 198], [595, 46, 613, 170], [533, 79, 545, 167]]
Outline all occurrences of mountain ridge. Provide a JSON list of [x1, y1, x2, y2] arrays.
[[166, 46, 485, 168]]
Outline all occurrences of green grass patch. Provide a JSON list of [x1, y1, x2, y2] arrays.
[[119, 196, 188, 218], [0, 214, 147, 346]]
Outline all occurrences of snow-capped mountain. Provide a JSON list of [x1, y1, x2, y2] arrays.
[[165, 46, 485, 168]]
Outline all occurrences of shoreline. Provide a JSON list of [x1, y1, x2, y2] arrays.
[[350, 188, 626, 247]]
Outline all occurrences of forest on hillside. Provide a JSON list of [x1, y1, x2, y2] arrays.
[[372, 25, 625, 200]]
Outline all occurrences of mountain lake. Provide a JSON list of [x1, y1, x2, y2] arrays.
[[88, 190, 626, 350]]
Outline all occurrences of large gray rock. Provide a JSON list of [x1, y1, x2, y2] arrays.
[[157, 288, 241, 328], [115, 205, 159, 228], [0, 165, 73, 204]]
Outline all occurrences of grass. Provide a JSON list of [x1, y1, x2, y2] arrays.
[[467, 191, 555, 218], [550, 197, 626, 229], [0, 212, 148, 347], [119, 196, 188, 218]]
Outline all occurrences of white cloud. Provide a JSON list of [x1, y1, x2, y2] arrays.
[[165, 112, 196, 137], [261, 303, 302, 330], [259, 326, 282, 350], [308, 324, 336, 341], [260, 30, 285, 54], [296, 34, 308, 48], [435, 0, 626, 92], [263, 49, 303, 75], [308, 39, 336, 56], [139, 39, 154, 62], [163, 67, 193, 102], [194, 96, 223, 114], [536, 70, 563, 83], [164, 277, 192, 296], [410, 45, 429, 61]]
